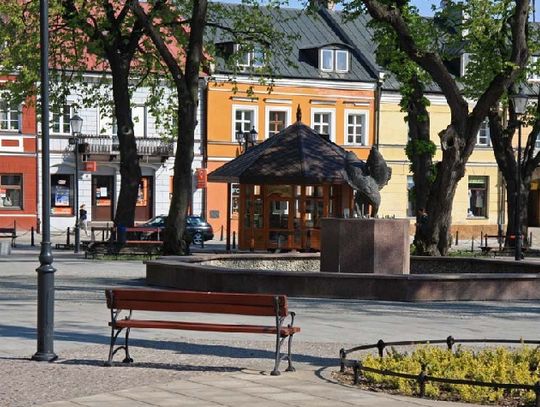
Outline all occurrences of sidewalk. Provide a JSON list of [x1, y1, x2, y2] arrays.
[[42, 368, 472, 407], [2, 245, 540, 406]]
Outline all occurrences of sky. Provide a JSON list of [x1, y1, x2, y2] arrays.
[[221, 0, 539, 20]]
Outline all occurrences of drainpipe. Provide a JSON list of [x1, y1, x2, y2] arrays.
[[375, 72, 386, 149]]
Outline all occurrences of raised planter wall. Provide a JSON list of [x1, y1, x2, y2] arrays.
[[146, 254, 540, 301]]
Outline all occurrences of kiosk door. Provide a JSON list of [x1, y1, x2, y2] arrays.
[[267, 197, 293, 250]]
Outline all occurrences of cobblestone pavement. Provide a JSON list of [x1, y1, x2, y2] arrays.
[[1, 244, 539, 406]]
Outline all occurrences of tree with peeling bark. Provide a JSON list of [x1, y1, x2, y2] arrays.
[[367, 16, 435, 249], [130, 0, 291, 254], [0, 0, 163, 229], [343, 0, 529, 255], [460, 1, 540, 249]]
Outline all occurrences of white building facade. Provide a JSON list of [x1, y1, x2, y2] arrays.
[[38, 77, 205, 233]]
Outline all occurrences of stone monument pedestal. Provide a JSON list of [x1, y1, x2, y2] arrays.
[[320, 218, 410, 274]]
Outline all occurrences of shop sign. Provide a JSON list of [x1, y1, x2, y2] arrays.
[[196, 168, 207, 189], [83, 161, 97, 172]]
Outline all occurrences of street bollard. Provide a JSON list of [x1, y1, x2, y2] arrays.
[[67, 227, 71, 246], [220, 225, 224, 241], [455, 230, 459, 246], [232, 231, 236, 249], [31, 227, 35, 247], [471, 236, 474, 252]]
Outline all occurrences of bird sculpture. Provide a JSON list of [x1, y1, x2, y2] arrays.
[[343, 148, 392, 217]]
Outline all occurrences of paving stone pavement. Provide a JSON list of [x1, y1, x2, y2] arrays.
[[1, 242, 539, 406], [41, 368, 473, 407]]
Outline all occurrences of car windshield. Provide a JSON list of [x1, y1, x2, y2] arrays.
[[144, 216, 166, 226], [187, 217, 202, 225]]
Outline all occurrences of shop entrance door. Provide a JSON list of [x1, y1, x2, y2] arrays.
[[92, 175, 115, 221], [135, 176, 153, 221]]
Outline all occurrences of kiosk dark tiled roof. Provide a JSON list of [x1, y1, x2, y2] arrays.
[[208, 121, 349, 185]]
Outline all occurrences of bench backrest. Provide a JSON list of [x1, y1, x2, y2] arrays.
[[106, 288, 289, 317]]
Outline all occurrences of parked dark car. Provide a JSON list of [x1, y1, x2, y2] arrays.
[[137, 215, 214, 245]]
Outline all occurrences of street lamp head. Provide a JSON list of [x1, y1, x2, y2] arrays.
[[510, 86, 528, 116], [70, 114, 83, 134], [235, 130, 244, 144], [249, 127, 258, 143]]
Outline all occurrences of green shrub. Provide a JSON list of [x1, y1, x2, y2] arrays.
[[360, 345, 540, 404]]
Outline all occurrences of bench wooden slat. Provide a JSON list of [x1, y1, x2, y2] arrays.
[[112, 300, 279, 317], [111, 319, 300, 336], [107, 288, 288, 316]]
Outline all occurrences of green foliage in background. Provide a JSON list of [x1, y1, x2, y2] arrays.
[[361, 345, 540, 404]]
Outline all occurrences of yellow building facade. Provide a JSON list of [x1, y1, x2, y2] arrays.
[[378, 92, 511, 238]]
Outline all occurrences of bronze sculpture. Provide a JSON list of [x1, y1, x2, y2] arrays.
[[343, 148, 392, 217]]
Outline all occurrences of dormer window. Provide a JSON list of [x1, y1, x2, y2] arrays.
[[235, 44, 264, 68], [320, 48, 349, 73], [529, 56, 540, 82]]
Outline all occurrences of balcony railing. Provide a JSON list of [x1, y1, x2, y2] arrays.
[[78, 135, 174, 157]]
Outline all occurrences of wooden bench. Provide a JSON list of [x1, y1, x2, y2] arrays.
[[0, 227, 17, 247], [104, 288, 300, 375]]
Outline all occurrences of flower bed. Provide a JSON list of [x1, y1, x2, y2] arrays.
[[338, 338, 540, 406]]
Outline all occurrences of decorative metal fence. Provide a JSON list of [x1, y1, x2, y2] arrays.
[[339, 336, 540, 406]]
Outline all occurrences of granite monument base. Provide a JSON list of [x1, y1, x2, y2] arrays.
[[320, 218, 410, 274]]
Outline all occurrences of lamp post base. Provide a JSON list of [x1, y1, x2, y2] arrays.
[[31, 352, 58, 362]]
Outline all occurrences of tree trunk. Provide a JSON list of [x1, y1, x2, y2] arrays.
[[405, 77, 433, 252], [130, 0, 207, 255], [487, 109, 538, 248], [164, 101, 196, 255], [108, 62, 141, 228], [419, 125, 470, 256]]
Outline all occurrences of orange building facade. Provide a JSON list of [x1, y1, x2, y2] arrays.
[[0, 79, 38, 230], [205, 78, 377, 236]]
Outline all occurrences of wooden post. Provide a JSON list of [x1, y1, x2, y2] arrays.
[[226, 183, 231, 252]]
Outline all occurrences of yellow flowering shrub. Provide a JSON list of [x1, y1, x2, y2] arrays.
[[360, 345, 540, 404]]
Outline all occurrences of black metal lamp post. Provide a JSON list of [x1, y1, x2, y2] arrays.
[[69, 115, 83, 253], [33, 0, 57, 362], [510, 87, 528, 261], [236, 127, 258, 153]]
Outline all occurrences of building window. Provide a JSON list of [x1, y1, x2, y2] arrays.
[[321, 49, 333, 71], [477, 118, 490, 146], [0, 174, 22, 209], [236, 45, 264, 68], [232, 105, 257, 140], [51, 104, 72, 134], [319, 48, 349, 73], [345, 110, 368, 145], [132, 105, 146, 138], [266, 107, 290, 138], [335, 50, 349, 72], [99, 109, 117, 136], [231, 183, 240, 216], [0, 100, 20, 131], [407, 176, 415, 217], [468, 176, 488, 218], [529, 56, 540, 81], [311, 108, 335, 141], [51, 174, 74, 215]]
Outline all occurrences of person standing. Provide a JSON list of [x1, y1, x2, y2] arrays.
[[79, 204, 88, 236]]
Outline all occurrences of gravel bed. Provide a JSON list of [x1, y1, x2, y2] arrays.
[[1, 337, 341, 406]]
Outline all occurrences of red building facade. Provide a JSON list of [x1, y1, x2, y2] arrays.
[[0, 77, 38, 230]]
